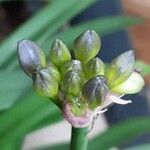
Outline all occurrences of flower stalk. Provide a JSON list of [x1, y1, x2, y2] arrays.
[[70, 127, 88, 150]]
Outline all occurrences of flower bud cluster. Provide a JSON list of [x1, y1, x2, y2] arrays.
[[18, 30, 145, 128]]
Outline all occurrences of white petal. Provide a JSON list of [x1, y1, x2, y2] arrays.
[[107, 94, 132, 105], [111, 72, 144, 94], [94, 108, 108, 115]]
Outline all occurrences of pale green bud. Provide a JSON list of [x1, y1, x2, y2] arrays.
[[60, 60, 82, 78], [106, 50, 134, 88], [47, 63, 61, 82], [84, 57, 105, 79], [82, 75, 108, 109], [17, 40, 46, 77], [62, 70, 83, 96], [111, 71, 145, 94], [49, 39, 71, 67], [73, 30, 101, 63], [33, 68, 58, 97]]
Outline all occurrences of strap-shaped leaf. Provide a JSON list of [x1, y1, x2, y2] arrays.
[[89, 117, 150, 150], [0, 0, 95, 68], [32, 117, 150, 150], [135, 60, 150, 77], [0, 70, 30, 110], [0, 93, 61, 144], [7, 16, 143, 70]]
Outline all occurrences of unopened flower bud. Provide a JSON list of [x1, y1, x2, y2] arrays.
[[47, 63, 61, 82], [17, 40, 46, 77], [60, 60, 82, 77], [82, 75, 108, 109], [33, 68, 58, 97], [62, 70, 83, 96], [84, 57, 105, 79], [73, 30, 101, 63], [111, 71, 145, 94], [49, 39, 71, 67], [106, 50, 134, 88]]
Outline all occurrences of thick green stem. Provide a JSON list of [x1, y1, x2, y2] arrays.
[[70, 127, 88, 150]]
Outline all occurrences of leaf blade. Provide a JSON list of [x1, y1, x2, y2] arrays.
[[0, 0, 96, 68], [89, 117, 150, 150]]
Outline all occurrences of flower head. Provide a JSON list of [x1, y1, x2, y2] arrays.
[[17, 30, 145, 128]]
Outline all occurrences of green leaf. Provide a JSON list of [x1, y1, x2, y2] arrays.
[[0, 70, 30, 110], [0, 0, 95, 68], [35, 117, 150, 150], [37, 0, 96, 46], [0, 92, 44, 135], [0, 93, 62, 148], [37, 143, 69, 150], [50, 16, 143, 47], [135, 60, 150, 76], [89, 117, 150, 150], [124, 144, 150, 150]]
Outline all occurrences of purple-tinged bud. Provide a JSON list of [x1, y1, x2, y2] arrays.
[[33, 68, 58, 97], [17, 40, 46, 77], [82, 75, 108, 109]]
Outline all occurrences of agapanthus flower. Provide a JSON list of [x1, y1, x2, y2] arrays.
[[17, 30, 144, 128]]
